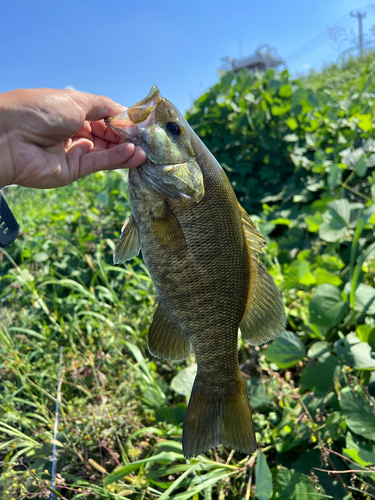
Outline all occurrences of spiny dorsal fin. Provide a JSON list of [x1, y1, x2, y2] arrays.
[[113, 214, 140, 264], [238, 203, 265, 255], [239, 204, 286, 345], [148, 302, 191, 360]]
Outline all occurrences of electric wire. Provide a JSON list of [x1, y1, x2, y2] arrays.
[[285, 8, 366, 64]]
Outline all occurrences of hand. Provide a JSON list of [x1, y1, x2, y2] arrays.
[[0, 88, 146, 189]]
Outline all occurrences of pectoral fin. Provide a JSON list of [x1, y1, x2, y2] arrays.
[[239, 205, 286, 345], [150, 202, 187, 254], [113, 214, 141, 264], [148, 303, 191, 360]]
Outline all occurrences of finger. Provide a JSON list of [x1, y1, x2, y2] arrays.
[[73, 120, 121, 144], [90, 120, 121, 142], [70, 130, 118, 149], [68, 90, 127, 122], [67, 142, 146, 180], [92, 136, 108, 149]]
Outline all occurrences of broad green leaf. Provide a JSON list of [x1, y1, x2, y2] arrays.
[[356, 325, 375, 346], [275, 420, 310, 453], [246, 378, 272, 409], [271, 103, 291, 116], [306, 133, 318, 147], [350, 204, 375, 279], [270, 217, 291, 226], [273, 468, 326, 499], [279, 84, 292, 98], [334, 333, 375, 369], [283, 261, 301, 290], [305, 212, 322, 232], [299, 352, 340, 394], [351, 283, 375, 314], [291, 448, 347, 499], [319, 199, 350, 242], [307, 341, 331, 359], [314, 267, 342, 286], [340, 387, 375, 440], [357, 114, 373, 132], [283, 133, 298, 142], [255, 452, 272, 500], [264, 330, 306, 369], [350, 240, 375, 308], [343, 447, 375, 467], [286, 117, 298, 130], [155, 404, 187, 426], [327, 163, 341, 188], [346, 430, 375, 452], [297, 260, 316, 285], [309, 284, 348, 328], [170, 364, 197, 396], [34, 251, 49, 262], [341, 147, 364, 170]]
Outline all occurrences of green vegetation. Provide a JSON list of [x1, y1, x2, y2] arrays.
[[2, 54, 375, 499]]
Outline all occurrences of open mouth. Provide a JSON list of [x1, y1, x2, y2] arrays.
[[105, 85, 161, 143]]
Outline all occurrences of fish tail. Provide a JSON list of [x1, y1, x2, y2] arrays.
[[182, 374, 256, 459]]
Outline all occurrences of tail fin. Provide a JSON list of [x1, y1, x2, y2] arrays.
[[182, 375, 256, 459]]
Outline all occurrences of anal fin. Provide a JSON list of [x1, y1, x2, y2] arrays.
[[113, 214, 140, 264], [148, 303, 191, 360], [239, 204, 286, 345]]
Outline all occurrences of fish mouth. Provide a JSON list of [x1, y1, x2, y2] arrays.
[[105, 85, 161, 143]]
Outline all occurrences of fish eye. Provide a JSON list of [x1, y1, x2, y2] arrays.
[[166, 122, 182, 136]]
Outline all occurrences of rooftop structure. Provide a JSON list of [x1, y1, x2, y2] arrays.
[[219, 44, 285, 75]]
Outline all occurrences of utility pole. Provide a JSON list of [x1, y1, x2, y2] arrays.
[[350, 11, 367, 55]]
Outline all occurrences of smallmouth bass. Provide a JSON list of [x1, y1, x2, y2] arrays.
[[106, 86, 285, 458]]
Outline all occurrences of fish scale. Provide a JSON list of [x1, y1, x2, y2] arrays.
[[106, 85, 286, 458]]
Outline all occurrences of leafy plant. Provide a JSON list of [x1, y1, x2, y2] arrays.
[[2, 53, 375, 499]]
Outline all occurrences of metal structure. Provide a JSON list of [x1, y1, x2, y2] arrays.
[[339, 38, 375, 63], [338, 10, 373, 63], [220, 44, 285, 75], [350, 10, 367, 54]]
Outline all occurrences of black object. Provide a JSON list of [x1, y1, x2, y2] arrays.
[[0, 191, 20, 247]]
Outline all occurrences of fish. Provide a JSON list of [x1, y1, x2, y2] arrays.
[[106, 86, 286, 458]]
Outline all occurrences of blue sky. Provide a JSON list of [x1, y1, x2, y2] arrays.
[[0, 0, 373, 113]]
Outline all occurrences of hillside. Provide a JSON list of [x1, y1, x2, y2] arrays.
[[1, 54, 375, 499]]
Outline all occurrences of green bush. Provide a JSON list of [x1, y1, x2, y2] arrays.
[[1, 55, 375, 499]]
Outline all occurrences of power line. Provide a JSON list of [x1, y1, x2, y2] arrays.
[[285, 9, 364, 64]]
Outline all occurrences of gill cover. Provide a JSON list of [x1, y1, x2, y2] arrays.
[[106, 86, 204, 203]]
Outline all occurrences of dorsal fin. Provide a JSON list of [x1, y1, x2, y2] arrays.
[[238, 204, 265, 256], [239, 204, 286, 345]]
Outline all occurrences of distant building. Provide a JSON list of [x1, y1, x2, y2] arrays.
[[219, 44, 285, 76]]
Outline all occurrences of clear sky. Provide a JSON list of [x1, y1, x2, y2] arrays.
[[0, 0, 373, 113]]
